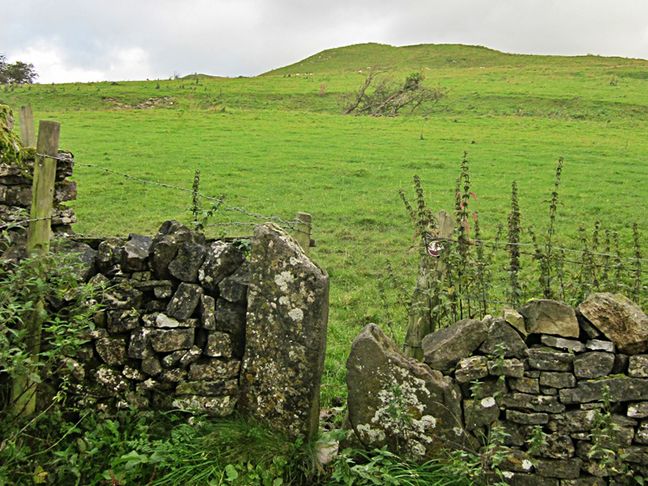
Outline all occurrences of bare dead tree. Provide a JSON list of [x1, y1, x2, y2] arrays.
[[344, 72, 445, 116]]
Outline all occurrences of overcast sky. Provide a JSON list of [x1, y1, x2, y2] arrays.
[[3, 0, 648, 83]]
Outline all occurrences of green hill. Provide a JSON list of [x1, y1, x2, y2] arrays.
[[264, 42, 648, 75]]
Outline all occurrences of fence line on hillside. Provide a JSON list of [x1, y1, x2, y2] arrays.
[[72, 161, 307, 232]]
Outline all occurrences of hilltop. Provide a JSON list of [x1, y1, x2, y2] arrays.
[[263, 42, 648, 75]]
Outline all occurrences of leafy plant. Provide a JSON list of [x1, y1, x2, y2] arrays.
[[190, 168, 225, 232], [0, 249, 100, 421]]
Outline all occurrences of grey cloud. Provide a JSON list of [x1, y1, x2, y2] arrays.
[[2, 0, 648, 82]]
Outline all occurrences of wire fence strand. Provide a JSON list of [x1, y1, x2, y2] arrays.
[[73, 161, 303, 230]]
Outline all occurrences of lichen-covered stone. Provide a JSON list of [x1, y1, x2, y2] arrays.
[[53, 240, 97, 281], [96, 238, 124, 274], [499, 449, 535, 473], [502, 393, 565, 413], [240, 224, 328, 440], [188, 359, 240, 380], [166, 282, 203, 320], [573, 352, 615, 379], [159, 369, 187, 383], [128, 328, 150, 359], [534, 458, 581, 479], [455, 356, 489, 383], [636, 422, 648, 444], [628, 403, 648, 419], [172, 395, 237, 416], [479, 318, 527, 358], [175, 379, 238, 396], [539, 371, 576, 389], [161, 349, 187, 368], [200, 294, 217, 330], [168, 240, 206, 282], [198, 241, 246, 293], [531, 434, 575, 460], [488, 358, 524, 378], [122, 365, 146, 381], [503, 307, 527, 337], [540, 335, 585, 353], [510, 376, 540, 394], [149, 220, 198, 279], [204, 332, 232, 358], [422, 318, 488, 372], [559, 377, 648, 404], [214, 300, 246, 355], [107, 308, 140, 333], [149, 328, 195, 353], [218, 263, 249, 303], [94, 366, 129, 395], [520, 299, 579, 338], [132, 279, 173, 299], [95, 337, 127, 366], [547, 410, 599, 434], [103, 283, 143, 310], [179, 345, 202, 366], [506, 409, 549, 425], [346, 324, 464, 456], [121, 234, 152, 272], [526, 347, 574, 371], [463, 396, 499, 431], [629, 355, 648, 378], [142, 349, 163, 376], [578, 293, 648, 354], [155, 313, 182, 328], [624, 445, 648, 466], [585, 339, 615, 353]]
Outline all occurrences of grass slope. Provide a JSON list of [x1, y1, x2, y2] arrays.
[[1, 43, 646, 402]]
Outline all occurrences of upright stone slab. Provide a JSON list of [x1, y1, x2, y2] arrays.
[[239, 223, 328, 439], [347, 324, 464, 457]]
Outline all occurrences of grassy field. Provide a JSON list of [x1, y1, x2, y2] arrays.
[[2, 43, 647, 402]]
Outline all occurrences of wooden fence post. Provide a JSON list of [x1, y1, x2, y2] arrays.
[[19, 105, 36, 148], [11, 120, 60, 418], [294, 212, 312, 255], [403, 210, 454, 360]]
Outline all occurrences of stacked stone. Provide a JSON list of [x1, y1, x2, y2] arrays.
[[424, 294, 648, 484], [0, 151, 77, 239], [74, 220, 249, 416], [347, 293, 648, 484]]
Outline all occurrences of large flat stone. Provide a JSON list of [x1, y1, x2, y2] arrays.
[[520, 299, 579, 338], [559, 377, 648, 404], [347, 323, 464, 457], [422, 318, 488, 372], [149, 328, 195, 352], [578, 293, 648, 354]]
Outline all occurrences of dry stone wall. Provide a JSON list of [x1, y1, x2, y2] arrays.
[[0, 117, 330, 440], [347, 294, 648, 484], [61, 221, 328, 439], [0, 151, 76, 258]]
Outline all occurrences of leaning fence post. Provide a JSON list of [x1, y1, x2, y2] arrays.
[[403, 210, 454, 360], [294, 212, 312, 255], [19, 105, 36, 148], [11, 120, 60, 418]]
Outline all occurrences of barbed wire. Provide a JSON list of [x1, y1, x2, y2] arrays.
[[426, 235, 648, 264], [22, 153, 646, 262], [72, 161, 302, 229], [33, 152, 73, 164], [0, 216, 49, 230]]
